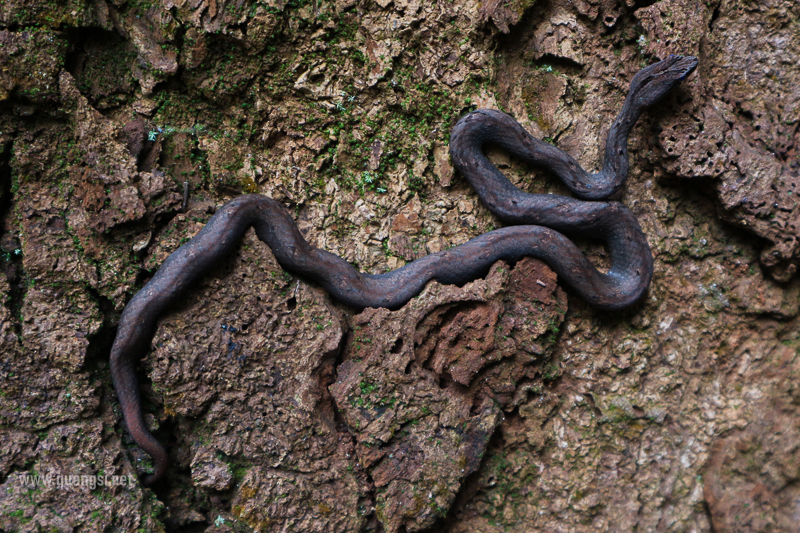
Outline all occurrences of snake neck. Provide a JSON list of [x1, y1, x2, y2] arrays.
[[450, 109, 634, 201]]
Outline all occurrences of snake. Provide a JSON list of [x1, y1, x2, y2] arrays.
[[109, 55, 698, 485]]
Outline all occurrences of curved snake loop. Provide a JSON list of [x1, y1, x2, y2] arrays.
[[110, 55, 698, 485]]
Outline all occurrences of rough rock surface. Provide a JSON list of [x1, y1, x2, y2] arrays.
[[1, 0, 799, 532]]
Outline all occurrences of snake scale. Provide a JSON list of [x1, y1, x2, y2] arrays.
[[110, 55, 698, 485]]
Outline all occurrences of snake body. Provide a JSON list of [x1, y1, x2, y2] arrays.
[[110, 55, 698, 485]]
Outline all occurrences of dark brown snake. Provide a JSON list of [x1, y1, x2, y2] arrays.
[[110, 55, 698, 485]]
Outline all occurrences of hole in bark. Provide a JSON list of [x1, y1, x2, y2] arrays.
[[470, 391, 488, 415], [286, 297, 297, 310], [64, 27, 137, 111], [709, 2, 721, 28], [390, 338, 403, 353], [530, 53, 582, 75], [630, 0, 660, 9]]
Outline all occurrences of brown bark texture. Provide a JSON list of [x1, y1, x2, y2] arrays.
[[0, 0, 798, 532]]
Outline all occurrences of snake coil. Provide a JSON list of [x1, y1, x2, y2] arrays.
[[110, 55, 698, 485]]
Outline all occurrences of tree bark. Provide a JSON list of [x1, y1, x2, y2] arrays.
[[0, 0, 798, 532]]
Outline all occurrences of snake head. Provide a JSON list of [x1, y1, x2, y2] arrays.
[[627, 55, 699, 108]]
